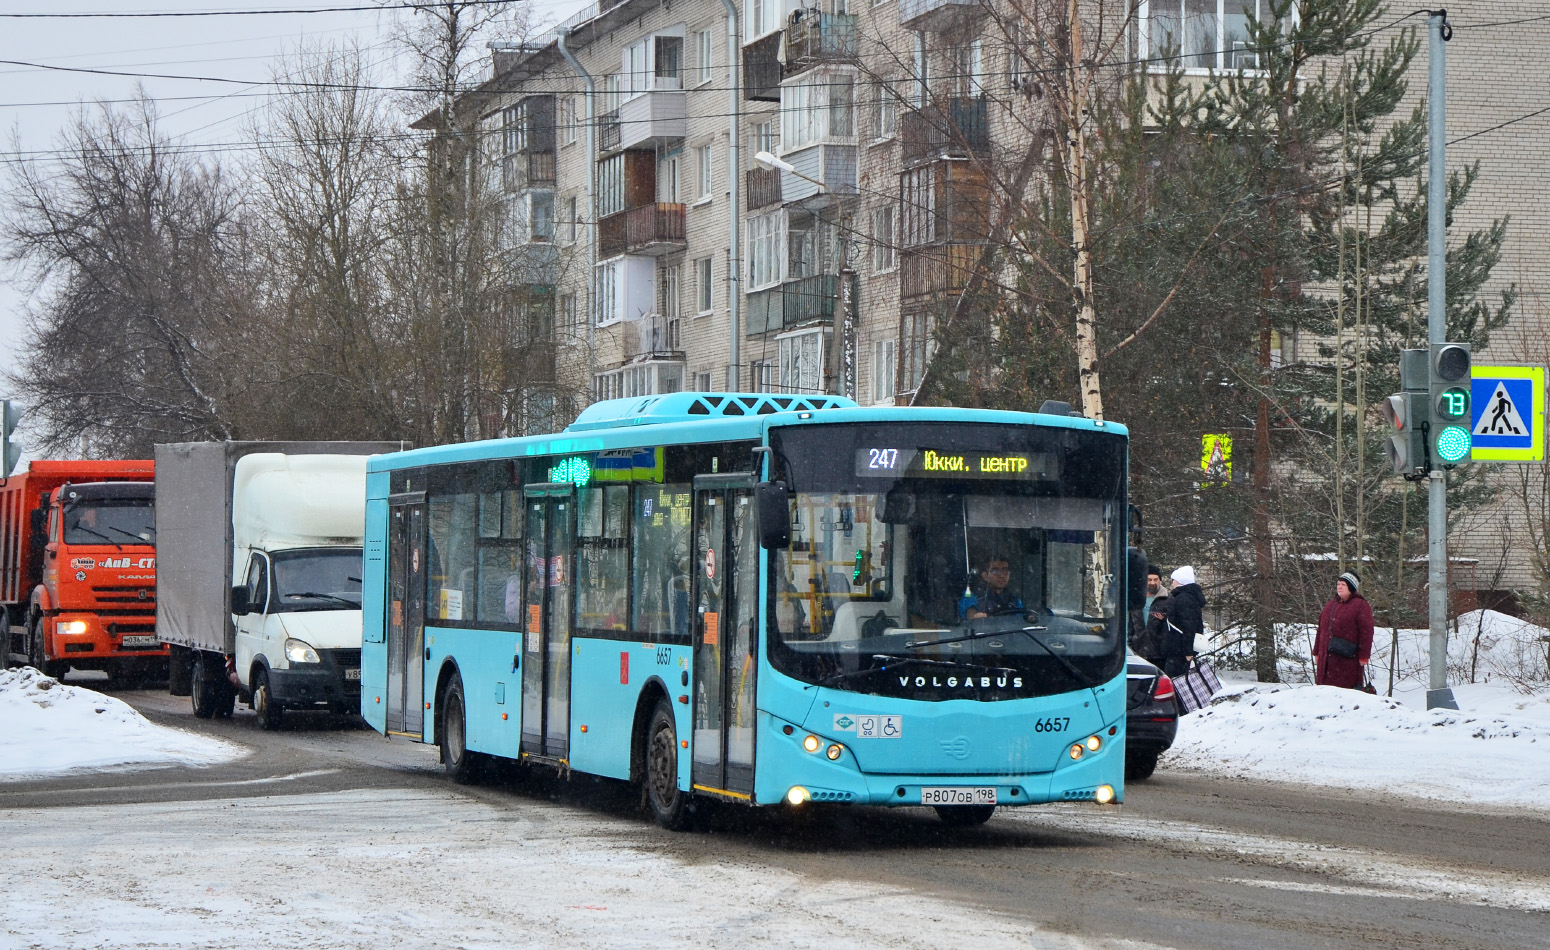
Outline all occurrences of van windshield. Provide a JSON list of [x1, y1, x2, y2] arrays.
[[271, 548, 362, 611]]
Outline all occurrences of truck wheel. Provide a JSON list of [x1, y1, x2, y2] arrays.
[[167, 647, 193, 697], [934, 805, 996, 826], [439, 676, 486, 784], [28, 616, 67, 681], [643, 698, 695, 830], [252, 668, 284, 730], [0, 612, 16, 668], [191, 653, 219, 719]]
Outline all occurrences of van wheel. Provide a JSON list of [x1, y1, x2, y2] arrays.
[[934, 805, 996, 826], [439, 676, 486, 784], [191, 653, 219, 719], [643, 698, 695, 830], [253, 668, 284, 730]]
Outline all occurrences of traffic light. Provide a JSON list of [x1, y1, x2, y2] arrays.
[[1429, 343, 1473, 465], [1383, 392, 1429, 477], [1, 400, 22, 477]]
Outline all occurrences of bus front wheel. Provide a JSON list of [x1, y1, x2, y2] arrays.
[[439, 676, 486, 785], [644, 698, 693, 830]]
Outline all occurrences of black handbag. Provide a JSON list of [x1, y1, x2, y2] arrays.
[[1328, 635, 1359, 659]]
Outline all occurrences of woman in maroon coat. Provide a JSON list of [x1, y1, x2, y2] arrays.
[[1315, 571, 1374, 689]]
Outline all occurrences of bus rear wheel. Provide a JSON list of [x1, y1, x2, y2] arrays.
[[934, 805, 996, 826], [644, 698, 693, 830], [439, 676, 486, 785]]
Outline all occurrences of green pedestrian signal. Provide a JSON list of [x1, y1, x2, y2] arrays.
[[1429, 343, 1472, 466]]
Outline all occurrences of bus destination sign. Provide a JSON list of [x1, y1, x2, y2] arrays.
[[855, 447, 1055, 480]]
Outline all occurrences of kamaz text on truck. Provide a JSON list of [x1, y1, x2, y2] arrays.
[[1, 460, 166, 683]]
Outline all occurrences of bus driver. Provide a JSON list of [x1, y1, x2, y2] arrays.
[[964, 555, 1024, 619]]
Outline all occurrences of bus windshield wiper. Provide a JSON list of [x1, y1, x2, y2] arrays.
[[904, 625, 1045, 649], [1016, 626, 1099, 689], [288, 591, 361, 608], [807, 654, 1016, 689]]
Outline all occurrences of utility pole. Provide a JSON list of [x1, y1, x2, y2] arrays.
[[1426, 10, 1458, 711]]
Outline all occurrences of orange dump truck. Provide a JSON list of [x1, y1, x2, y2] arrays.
[[1, 460, 165, 682]]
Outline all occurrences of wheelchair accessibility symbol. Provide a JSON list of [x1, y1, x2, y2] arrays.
[[855, 715, 902, 739]]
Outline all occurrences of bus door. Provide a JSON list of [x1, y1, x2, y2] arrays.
[[522, 484, 575, 759], [386, 497, 427, 737], [690, 475, 759, 797]]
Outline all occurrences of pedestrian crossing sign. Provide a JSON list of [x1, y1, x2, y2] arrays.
[[1470, 365, 1545, 462]]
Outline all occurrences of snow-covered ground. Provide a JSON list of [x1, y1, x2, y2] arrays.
[[1168, 610, 1550, 810], [0, 667, 242, 780]]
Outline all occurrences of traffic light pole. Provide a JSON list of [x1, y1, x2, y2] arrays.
[[1426, 11, 1458, 711]]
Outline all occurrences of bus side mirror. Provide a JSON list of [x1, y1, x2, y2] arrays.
[[1128, 504, 1143, 544], [1127, 546, 1148, 623], [757, 481, 790, 549], [231, 585, 251, 617]]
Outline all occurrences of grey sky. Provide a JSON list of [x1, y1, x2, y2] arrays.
[[0, 0, 583, 395]]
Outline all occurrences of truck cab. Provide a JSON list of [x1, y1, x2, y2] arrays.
[[228, 454, 366, 728]]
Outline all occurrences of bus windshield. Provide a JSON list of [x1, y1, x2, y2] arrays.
[[767, 422, 1127, 700], [63, 498, 156, 546]]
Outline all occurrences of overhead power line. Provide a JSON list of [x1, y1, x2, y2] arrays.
[[0, 0, 509, 18]]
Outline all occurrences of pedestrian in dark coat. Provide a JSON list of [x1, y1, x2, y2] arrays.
[[1315, 571, 1374, 690], [1160, 566, 1205, 678]]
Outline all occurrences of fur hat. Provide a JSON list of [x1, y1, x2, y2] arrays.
[[1339, 571, 1361, 593], [1171, 565, 1196, 586], [1147, 564, 1163, 578]]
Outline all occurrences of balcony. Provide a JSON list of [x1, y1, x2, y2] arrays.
[[744, 32, 782, 102], [623, 313, 684, 360], [899, 0, 980, 31], [598, 202, 687, 258], [746, 166, 782, 210], [779, 144, 857, 204], [598, 109, 621, 153], [900, 244, 981, 300], [746, 273, 839, 335], [617, 90, 686, 151], [784, 12, 858, 75], [502, 151, 556, 191], [901, 96, 989, 165]]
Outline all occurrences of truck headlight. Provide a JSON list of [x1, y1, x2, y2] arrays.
[[58, 620, 89, 635], [284, 638, 320, 664]]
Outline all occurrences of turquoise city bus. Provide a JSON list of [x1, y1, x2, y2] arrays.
[[360, 392, 1133, 828]]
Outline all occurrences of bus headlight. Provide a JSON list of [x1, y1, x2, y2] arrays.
[[1069, 743, 1085, 760], [786, 786, 810, 805], [284, 638, 320, 664], [802, 734, 821, 754], [58, 620, 88, 635], [1085, 735, 1102, 752], [1095, 785, 1115, 804], [826, 743, 843, 761]]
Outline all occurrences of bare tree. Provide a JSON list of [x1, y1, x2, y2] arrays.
[[2, 96, 250, 455]]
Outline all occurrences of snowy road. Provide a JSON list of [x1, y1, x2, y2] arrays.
[[2, 683, 1548, 950]]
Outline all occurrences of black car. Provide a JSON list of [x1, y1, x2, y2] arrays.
[[1125, 655, 1178, 781]]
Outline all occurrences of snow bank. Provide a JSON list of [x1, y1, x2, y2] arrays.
[[1165, 680, 1550, 810], [0, 667, 242, 780]]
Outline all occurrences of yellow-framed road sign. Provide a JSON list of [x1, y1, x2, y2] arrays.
[[1470, 365, 1545, 462]]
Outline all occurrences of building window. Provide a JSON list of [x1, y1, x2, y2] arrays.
[[597, 261, 618, 326], [872, 338, 896, 403], [751, 360, 773, 393], [873, 83, 896, 140], [780, 70, 856, 152], [528, 191, 555, 242], [900, 166, 936, 247], [599, 154, 624, 216], [748, 0, 781, 40], [697, 29, 714, 86], [663, 264, 681, 329], [694, 370, 713, 392], [753, 120, 774, 159], [663, 152, 681, 203], [561, 96, 577, 145], [565, 195, 578, 243], [1141, 0, 1271, 71], [900, 312, 933, 393], [656, 36, 683, 88], [952, 40, 985, 97], [871, 205, 896, 272], [696, 144, 713, 200], [559, 293, 578, 339], [778, 328, 827, 394], [747, 209, 782, 291], [695, 257, 713, 314]]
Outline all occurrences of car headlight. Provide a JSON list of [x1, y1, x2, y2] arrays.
[[58, 620, 89, 635], [284, 638, 320, 664]]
